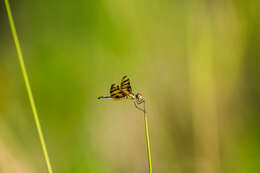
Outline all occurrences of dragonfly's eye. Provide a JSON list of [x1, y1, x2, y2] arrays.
[[136, 93, 144, 104]]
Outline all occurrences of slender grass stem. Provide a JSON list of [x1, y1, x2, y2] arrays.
[[4, 1, 53, 173], [143, 102, 152, 173]]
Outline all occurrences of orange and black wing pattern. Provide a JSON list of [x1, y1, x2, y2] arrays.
[[120, 75, 133, 96], [110, 84, 126, 100]]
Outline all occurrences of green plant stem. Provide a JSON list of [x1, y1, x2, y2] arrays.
[[4, 1, 53, 173], [144, 102, 152, 173]]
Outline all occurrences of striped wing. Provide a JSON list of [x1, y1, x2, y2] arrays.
[[110, 84, 126, 100], [120, 75, 133, 95]]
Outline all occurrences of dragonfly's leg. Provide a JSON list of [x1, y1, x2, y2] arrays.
[[134, 101, 145, 112]]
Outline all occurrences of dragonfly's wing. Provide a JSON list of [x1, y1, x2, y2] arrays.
[[110, 84, 126, 100], [120, 75, 133, 95]]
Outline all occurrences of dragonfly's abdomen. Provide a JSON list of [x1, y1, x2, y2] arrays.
[[98, 96, 112, 99]]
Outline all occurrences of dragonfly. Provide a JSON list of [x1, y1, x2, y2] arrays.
[[98, 75, 145, 112]]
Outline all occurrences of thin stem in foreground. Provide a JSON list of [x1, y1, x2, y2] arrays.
[[144, 101, 152, 173], [4, 1, 53, 173]]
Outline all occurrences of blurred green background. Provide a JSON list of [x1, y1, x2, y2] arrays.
[[1, 0, 260, 172]]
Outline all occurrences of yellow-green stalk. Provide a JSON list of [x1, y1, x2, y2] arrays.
[[4, 1, 53, 173], [143, 102, 152, 173]]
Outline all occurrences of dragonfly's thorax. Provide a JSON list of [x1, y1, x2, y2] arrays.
[[127, 93, 136, 100]]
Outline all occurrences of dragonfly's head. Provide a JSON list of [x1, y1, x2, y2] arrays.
[[135, 93, 145, 104]]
